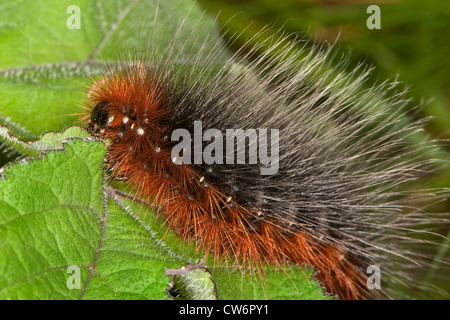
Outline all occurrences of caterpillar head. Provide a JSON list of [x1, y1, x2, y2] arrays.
[[87, 101, 119, 137], [84, 63, 165, 142]]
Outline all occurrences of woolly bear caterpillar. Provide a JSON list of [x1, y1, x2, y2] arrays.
[[80, 9, 449, 300]]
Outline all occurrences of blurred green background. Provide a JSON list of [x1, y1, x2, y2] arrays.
[[198, 0, 450, 297]]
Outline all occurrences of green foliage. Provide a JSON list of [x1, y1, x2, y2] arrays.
[[0, 139, 179, 299], [0, 126, 89, 158]]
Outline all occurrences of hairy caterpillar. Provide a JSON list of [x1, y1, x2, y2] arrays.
[[80, 12, 449, 300]]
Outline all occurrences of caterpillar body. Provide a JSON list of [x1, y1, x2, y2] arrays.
[[81, 16, 449, 300]]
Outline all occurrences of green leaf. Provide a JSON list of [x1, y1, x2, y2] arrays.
[[0, 125, 90, 158], [167, 263, 217, 300], [0, 139, 184, 299]]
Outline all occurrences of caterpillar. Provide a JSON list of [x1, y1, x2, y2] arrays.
[[80, 12, 449, 300]]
